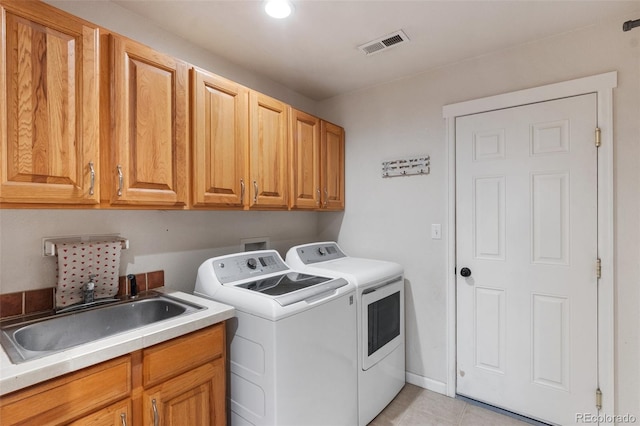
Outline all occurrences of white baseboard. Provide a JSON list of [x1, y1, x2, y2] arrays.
[[405, 372, 448, 395]]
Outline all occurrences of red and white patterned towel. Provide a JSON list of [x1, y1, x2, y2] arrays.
[[55, 241, 122, 308]]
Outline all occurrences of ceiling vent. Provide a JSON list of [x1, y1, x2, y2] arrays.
[[358, 30, 409, 56]]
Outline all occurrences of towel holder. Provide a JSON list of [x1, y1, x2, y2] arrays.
[[43, 234, 129, 257], [382, 155, 430, 178]]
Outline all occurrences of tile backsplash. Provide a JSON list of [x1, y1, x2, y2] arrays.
[[0, 270, 165, 319], [118, 270, 165, 297]]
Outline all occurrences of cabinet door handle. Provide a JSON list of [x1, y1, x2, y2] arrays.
[[120, 413, 127, 426], [240, 178, 245, 202], [152, 398, 159, 426], [316, 188, 321, 206], [323, 188, 328, 208], [117, 165, 123, 197], [253, 180, 258, 203], [89, 162, 95, 196]]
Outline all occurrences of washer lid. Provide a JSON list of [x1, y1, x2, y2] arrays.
[[236, 273, 348, 306], [295, 257, 404, 286], [237, 272, 331, 295]]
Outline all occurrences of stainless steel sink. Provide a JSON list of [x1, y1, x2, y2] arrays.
[[0, 293, 205, 364]]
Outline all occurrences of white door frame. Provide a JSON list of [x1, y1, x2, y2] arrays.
[[443, 71, 617, 417]]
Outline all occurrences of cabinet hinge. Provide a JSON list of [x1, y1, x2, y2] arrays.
[[596, 388, 602, 411], [596, 258, 602, 279], [595, 127, 601, 147]]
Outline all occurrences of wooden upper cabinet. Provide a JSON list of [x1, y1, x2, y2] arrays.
[[321, 121, 345, 210], [289, 112, 345, 211], [249, 92, 289, 209], [105, 35, 189, 207], [191, 68, 248, 208], [0, 1, 100, 205], [0, 1, 344, 211], [289, 109, 321, 209]]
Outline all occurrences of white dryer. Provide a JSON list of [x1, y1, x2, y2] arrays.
[[194, 250, 357, 426], [286, 242, 405, 426]]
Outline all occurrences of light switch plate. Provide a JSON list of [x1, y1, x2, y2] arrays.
[[431, 224, 442, 240]]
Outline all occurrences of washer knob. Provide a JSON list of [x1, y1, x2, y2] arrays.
[[318, 247, 327, 256], [247, 258, 258, 269]]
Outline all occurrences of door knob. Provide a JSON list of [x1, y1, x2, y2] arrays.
[[460, 267, 472, 277]]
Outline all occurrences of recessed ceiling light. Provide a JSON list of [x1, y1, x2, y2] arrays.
[[265, 0, 294, 19]]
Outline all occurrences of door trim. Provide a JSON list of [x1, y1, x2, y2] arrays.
[[443, 72, 617, 417]]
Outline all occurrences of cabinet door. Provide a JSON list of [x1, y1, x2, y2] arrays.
[[191, 68, 248, 208], [289, 109, 320, 209], [0, 1, 99, 205], [67, 399, 132, 426], [320, 121, 345, 210], [249, 91, 288, 209], [108, 35, 188, 207], [0, 356, 131, 425], [143, 359, 225, 426]]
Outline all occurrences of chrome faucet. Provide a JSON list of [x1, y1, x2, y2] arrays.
[[83, 274, 96, 304]]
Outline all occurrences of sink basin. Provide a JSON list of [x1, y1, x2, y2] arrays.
[[0, 293, 205, 364]]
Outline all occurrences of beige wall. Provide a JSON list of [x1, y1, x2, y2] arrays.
[[318, 12, 640, 419], [0, 210, 319, 294], [44, 0, 318, 114]]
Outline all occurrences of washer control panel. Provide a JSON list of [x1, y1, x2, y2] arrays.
[[295, 243, 346, 264], [213, 250, 288, 284]]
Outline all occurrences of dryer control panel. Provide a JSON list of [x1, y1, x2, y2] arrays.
[[213, 250, 289, 284], [294, 242, 346, 264]]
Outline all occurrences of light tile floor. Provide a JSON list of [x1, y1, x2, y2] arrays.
[[368, 384, 534, 426]]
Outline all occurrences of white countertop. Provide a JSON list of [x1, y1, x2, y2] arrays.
[[0, 289, 234, 396]]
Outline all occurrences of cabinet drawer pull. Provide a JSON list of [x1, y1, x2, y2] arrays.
[[240, 178, 245, 202], [120, 413, 127, 426], [253, 180, 258, 203], [89, 162, 95, 196], [117, 165, 123, 196], [152, 398, 159, 426]]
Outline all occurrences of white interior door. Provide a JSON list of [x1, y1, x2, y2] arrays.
[[455, 94, 598, 425]]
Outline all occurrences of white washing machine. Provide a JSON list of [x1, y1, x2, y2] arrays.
[[286, 242, 405, 426], [194, 250, 357, 426]]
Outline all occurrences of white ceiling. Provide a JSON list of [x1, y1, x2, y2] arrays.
[[112, 0, 640, 101]]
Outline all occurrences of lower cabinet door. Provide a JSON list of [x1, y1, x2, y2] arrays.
[[143, 359, 225, 426], [68, 399, 132, 426]]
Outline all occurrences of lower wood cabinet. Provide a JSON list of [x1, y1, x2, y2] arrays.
[[0, 355, 132, 425], [68, 399, 133, 426], [140, 321, 226, 426], [143, 359, 225, 426], [0, 323, 226, 426]]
